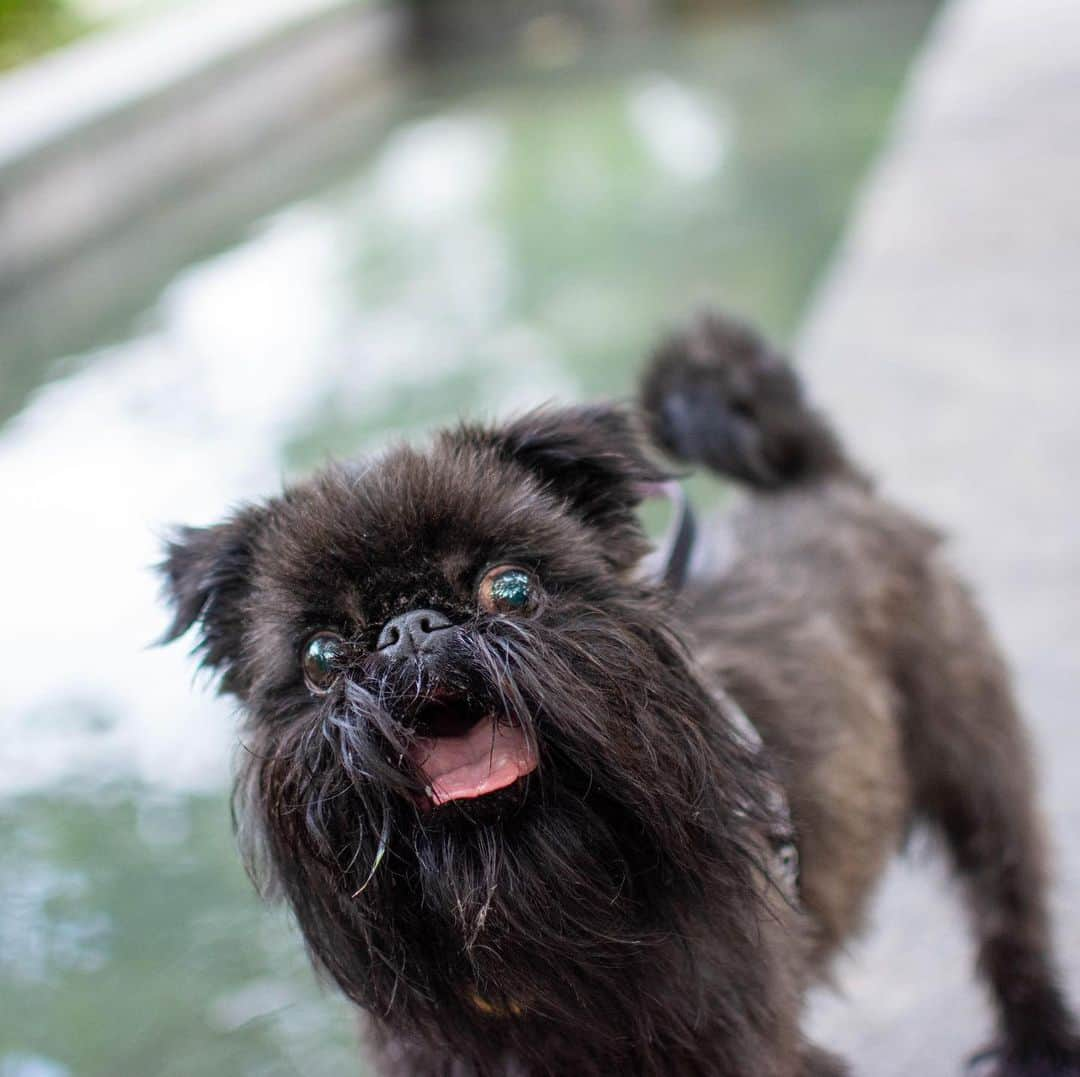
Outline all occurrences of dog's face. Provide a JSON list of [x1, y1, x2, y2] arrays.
[[161, 405, 763, 1049]]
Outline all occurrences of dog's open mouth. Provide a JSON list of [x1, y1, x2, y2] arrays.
[[407, 696, 537, 808]]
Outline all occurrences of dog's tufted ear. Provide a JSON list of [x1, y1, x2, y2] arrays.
[[158, 505, 266, 688], [457, 404, 669, 534]]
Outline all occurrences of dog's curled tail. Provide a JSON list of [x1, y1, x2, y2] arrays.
[[639, 311, 863, 491]]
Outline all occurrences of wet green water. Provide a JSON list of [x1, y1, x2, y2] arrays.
[[0, 3, 938, 1074]]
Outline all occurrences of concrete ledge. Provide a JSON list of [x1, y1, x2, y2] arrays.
[[0, 0, 404, 294], [802, 0, 1080, 1068]]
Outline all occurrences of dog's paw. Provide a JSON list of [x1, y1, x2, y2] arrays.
[[969, 1039, 1080, 1076]]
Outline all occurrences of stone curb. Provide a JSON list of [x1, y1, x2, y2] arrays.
[[0, 0, 404, 295]]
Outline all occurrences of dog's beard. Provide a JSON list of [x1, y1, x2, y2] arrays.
[[236, 595, 772, 1053]]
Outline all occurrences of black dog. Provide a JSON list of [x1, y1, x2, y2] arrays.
[[162, 312, 1080, 1075]]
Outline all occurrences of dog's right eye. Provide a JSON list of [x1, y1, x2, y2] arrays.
[[477, 565, 538, 615], [301, 632, 344, 694]]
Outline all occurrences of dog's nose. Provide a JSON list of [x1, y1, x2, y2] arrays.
[[376, 609, 453, 660]]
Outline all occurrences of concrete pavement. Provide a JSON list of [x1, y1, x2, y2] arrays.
[[801, 0, 1080, 1070]]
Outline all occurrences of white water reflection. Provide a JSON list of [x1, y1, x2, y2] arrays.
[[0, 208, 342, 794], [0, 1055, 72, 1077], [0, 860, 109, 983], [627, 75, 730, 183], [369, 116, 506, 226]]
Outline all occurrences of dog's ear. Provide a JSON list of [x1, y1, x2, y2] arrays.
[[459, 404, 669, 534], [158, 505, 265, 687]]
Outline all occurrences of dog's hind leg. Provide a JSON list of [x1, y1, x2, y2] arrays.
[[901, 571, 1080, 1076]]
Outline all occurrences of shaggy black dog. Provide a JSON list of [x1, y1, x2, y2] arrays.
[[162, 312, 1080, 1075]]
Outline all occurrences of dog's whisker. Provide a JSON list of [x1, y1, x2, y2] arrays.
[[352, 813, 390, 898]]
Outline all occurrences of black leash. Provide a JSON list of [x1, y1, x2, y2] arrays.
[[662, 483, 697, 592], [646, 482, 800, 901], [643, 481, 697, 593]]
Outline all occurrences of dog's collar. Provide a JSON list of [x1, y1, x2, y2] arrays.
[[641, 481, 698, 592]]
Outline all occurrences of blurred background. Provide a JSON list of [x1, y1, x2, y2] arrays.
[[2, 0, 1077, 1074]]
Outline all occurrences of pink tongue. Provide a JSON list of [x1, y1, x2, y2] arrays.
[[408, 716, 537, 807]]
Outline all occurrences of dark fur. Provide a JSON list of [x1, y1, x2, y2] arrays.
[[161, 311, 1079, 1076]]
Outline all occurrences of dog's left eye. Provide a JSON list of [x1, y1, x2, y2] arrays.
[[478, 565, 538, 615], [301, 631, 345, 693]]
